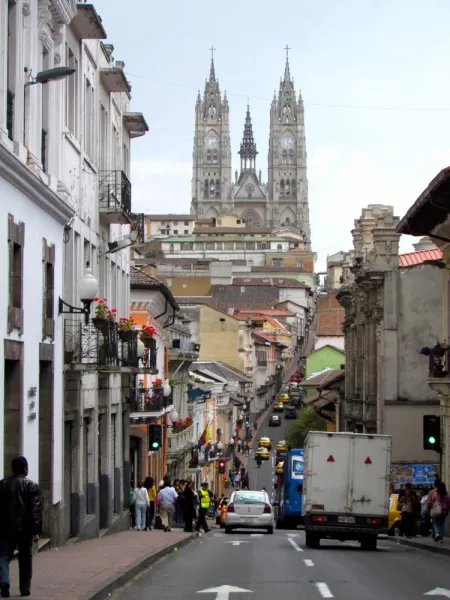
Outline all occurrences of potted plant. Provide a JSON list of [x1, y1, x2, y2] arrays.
[[140, 325, 156, 348], [183, 415, 193, 429], [118, 316, 136, 342], [92, 298, 116, 333]]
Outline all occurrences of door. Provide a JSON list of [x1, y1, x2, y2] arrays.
[[83, 418, 89, 514], [111, 414, 116, 514], [63, 421, 73, 539]]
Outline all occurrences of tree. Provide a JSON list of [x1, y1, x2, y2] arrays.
[[285, 405, 327, 448]]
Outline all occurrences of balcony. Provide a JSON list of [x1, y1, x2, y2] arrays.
[[63, 319, 138, 369], [71, 4, 106, 39], [167, 425, 195, 458], [129, 387, 172, 419], [123, 113, 149, 139], [168, 341, 200, 363], [100, 67, 131, 93], [99, 170, 132, 224]]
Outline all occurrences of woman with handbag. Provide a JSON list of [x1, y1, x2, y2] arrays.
[[428, 481, 450, 542]]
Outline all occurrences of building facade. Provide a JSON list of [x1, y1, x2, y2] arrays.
[[337, 205, 442, 465], [1, 1, 148, 544], [191, 53, 311, 248]]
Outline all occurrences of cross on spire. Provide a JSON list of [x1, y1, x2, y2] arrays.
[[285, 45, 291, 59], [209, 46, 216, 60]]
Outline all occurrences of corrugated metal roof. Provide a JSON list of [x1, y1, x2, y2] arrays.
[[399, 248, 443, 267]]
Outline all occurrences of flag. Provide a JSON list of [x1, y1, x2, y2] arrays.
[[199, 423, 211, 446]]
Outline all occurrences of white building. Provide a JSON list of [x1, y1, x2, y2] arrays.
[[1, 1, 148, 545], [144, 214, 196, 240]]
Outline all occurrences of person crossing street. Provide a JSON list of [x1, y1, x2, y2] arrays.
[[195, 482, 213, 533]]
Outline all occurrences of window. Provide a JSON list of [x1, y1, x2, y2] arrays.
[[42, 239, 55, 338], [41, 49, 50, 172], [111, 125, 118, 170], [184, 230, 188, 234], [205, 242, 215, 250], [235, 242, 245, 250], [7, 2, 17, 141], [224, 242, 234, 250], [161, 221, 166, 226], [297, 260, 303, 269], [7, 214, 24, 333], [182, 264, 191, 271], [246, 242, 255, 250], [173, 230, 178, 234], [215, 242, 223, 250], [65, 45, 79, 137], [184, 221, 189, 226], [123, 143, 130, 176], [280, 180, 285, 197], [272, 259, 283, 267], [237, 220, 241, 224], [84, 78, 95, 159], [99, 104, 108, 170], [194, 242, 204, 250], [256, 350, 267, 366], [277, 244, 283, 251]]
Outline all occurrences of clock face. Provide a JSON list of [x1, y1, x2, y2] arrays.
[[281, 135, 294, 148], [206, 136, 218, 149]]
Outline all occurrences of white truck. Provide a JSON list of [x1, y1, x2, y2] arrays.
[[302, 431, 391, 550]]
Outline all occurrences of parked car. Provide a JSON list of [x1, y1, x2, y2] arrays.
[[273, 402, 285, 413], [269, 415, 281, 427], [284, 405, 297, 419], [225, 489, 275, 534]]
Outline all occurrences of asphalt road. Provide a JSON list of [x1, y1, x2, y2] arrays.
[[113, 408, 450, 599]]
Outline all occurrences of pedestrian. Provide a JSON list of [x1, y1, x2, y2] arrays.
[[242, 474, 249, 490], [237, 440, 242, 453], [399, 483, 418, 538], [428, 481, 450, 542], [235, 472, 241, 489], [0, 456, 42, 598], [174, 480, 185, 524], [196, 482, 213, 533], [132, 480, 149, 531], [229, 470, 235, 488], [143, 477, 156, 530], [183, 481, 197, 532], [129, 481, 136, 529], [156, 480, 178, 532]]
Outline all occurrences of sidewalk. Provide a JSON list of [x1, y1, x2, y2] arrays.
[[7, 530, 195, 600], [387, 534, 450, 556]]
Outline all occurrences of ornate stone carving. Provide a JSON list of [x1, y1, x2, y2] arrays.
[[52, 27, 63, 47], [22, 2, 31, 16], [54, 53, 61, 65]]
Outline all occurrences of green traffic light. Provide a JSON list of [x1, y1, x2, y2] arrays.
[[428, 436, 436, 445], [152, 442, 159, 449]]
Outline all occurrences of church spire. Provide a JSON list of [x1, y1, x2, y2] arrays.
[[283, 45, 291, 83], [202, 46, 223, 122], [239, 105, 258, 175], [272, 45, 297, 124]]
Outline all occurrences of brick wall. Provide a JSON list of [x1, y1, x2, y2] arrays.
[[317, 292, 345, 335]]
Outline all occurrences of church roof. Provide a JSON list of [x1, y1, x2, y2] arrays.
[[239, 105, 257, 161]]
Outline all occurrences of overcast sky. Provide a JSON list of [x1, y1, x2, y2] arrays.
[[96, 0, 450, 268]]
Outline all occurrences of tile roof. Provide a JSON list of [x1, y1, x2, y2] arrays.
[[130, 266, 161, 285], [304, 389, 339, 409], [399, 248, 443, 267], [191, 361, 251, 383], [232, 277, 309, 288], [303, 369, 345, 387]]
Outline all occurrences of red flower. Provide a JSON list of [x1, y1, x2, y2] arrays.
[[93, 297, 99, 302], [99, 299, 104, 304], [112, 309, 117, 313]]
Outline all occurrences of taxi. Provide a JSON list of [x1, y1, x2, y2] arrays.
[[276, 440, 288, 452], [258, 436, 272, 450], [279, 393, 290, 404], [255, 447, 270, 460], [388, 494, 401, 535], [217, 497, 230, 528], [276, 461, 284, 475], [273, 401, 285, 413]]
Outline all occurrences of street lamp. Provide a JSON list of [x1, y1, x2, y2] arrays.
[[137, 338, 145, 360], [163, 382, 172, 398], [216, 441, 223, 451], [58, 263, 99, 325], [25, 66, 76, 86], [229, 437, 234, 445], [169, 409, 179, 424]]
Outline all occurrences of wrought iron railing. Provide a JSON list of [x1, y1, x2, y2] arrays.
[[99, 170, 132, 216], [129, 387, 170, 412], [64, 319, 139, 367]]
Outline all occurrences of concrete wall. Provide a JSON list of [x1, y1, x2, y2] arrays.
[[306, 346, 345, 377], [198, 306, 244, 372], [317, 292, 345, 337], [315, 336, 345, 351], [397, 266, 442, 402], [385, 403, 440, 463], [168, 276, 211, 296]]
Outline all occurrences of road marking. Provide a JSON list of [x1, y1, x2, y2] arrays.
[[286, 533, 300, 537], [315, 582, 334, 598], [288, 537, 303, 552], [250, 534, 263, 537], [197, 585, 253, 600], [225, 541, 249, 546], [214, 533, 225, 537], [425, 588, 450, 597], [303, 559, 314, 567]]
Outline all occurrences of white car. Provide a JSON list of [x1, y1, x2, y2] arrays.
[[224, 489, 275, 534]]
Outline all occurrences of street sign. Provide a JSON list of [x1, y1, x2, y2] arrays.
[[425, 589, 450, 597], [197, 585, 253, 600]]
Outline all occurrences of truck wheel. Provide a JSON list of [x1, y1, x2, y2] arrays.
[[225, 526, 232, 534], [305, 532, 320, 549], [267, 527, 274, 534], [361, 536, 377, 550]]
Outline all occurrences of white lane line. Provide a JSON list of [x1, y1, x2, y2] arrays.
[[250, 534, 263, 537], [303, 559, 314, 567], [288, 537, 303, 552], [315, 582, 334, 598]]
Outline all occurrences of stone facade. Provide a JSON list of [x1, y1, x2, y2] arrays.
[[337, 205, 441, 464], [191, 55, 311, 248]]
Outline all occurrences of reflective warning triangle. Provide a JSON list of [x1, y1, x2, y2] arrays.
[[364, 456, 372, 465], [327, 454, 335, 462]]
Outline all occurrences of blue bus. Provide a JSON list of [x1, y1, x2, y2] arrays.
[[275, 448, 304, 529]]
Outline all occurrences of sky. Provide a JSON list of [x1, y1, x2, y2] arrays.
[[95, 0, 450, 269]]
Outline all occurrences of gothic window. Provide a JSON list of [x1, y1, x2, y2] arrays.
[[285, 217, 291, 227], [215, 179, 221, 198], [282, 150, 288, 165], [280, 180, 285, 197], [204, 179, 209, 198], [212, 150, 218, 163], [288, 150, 294, 164], [285, 180, 290, 198], [206, 151, 211, 163], [291, 179, 297, 197], [210, 180, 215, 195]]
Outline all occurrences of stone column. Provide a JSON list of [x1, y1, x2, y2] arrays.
[[23, 0, 42, 168], [0, 0, 9, 142]]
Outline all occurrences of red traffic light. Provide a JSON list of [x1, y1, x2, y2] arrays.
[[218, 461, 226, 474]]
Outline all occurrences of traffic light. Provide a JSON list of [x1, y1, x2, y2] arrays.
[[245, 414, 250, 426], [218, 461, 226, 474], [149, 424, 163, 451], [423, 415, 441, 451]]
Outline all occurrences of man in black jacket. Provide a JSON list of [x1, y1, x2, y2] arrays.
[[0, 456, 42, 598]]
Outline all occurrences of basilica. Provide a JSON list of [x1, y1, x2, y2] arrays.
[[190, 52, 312, 250]]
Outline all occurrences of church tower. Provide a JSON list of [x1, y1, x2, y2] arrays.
[[191, 52, 232, 219], [268, 48, 311, 249]]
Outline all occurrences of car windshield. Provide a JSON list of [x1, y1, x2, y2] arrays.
[[234, 492, 265, 504]]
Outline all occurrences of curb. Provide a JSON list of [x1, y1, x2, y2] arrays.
[[385, 535, 450, 557], [80, 533, 197, 600]]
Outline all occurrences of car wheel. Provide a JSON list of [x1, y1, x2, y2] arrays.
[[267, 526, 274, 534], [225, 526, 232, 534], [361, 536, 377, 550]]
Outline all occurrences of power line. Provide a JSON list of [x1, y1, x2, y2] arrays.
[[124, 70, 450, 113]]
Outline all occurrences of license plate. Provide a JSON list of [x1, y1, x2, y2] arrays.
[[242, 518, 255, 523], [338, 516, 355, 524]]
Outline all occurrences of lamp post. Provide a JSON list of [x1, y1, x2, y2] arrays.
[[169, 409, 179, 425], [163, 382, 172, 398], [58, 263, 99, 325]]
